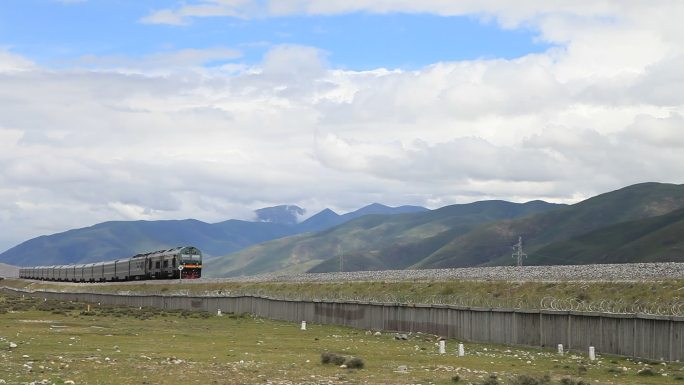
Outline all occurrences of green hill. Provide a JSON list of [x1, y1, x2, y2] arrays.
[[417, 182, 684, 268], [205, 200, 563, 277], [528, 206, 684, 264]]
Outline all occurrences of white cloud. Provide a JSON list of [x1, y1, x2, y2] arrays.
[[140, 1, 624, 27], [77, 47, 242, 73], [261, 45, 327, 78], [0, 49, 36, 72], [140, 0, 254, 25], [620, 113, 684, 147], [2, 2, 684, 250]]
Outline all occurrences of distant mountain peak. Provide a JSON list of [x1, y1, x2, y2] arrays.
[[363, 203, 390, 209], [254, 205, 305, 226], [313, 208, 339, 216], [345, 203, 429, 219]]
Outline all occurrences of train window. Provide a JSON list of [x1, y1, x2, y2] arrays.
[[181, 253, 201, 262]]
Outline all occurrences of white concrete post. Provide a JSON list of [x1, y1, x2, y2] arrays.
[[557, 344, 564, 355], [458, 343, 465, 357], [439, 340, 446, 354], [301, 321, 307, 330], [217, 309, 222, 316], [589, 346, 596, 360]]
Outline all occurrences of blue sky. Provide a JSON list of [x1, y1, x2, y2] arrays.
[[1, 0, 549, 70], [0, 1, 683, 251]]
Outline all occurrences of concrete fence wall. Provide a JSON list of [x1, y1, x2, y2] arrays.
[[4, 288, 682, 362]]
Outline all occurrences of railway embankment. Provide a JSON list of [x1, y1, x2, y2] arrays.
[[4, 262, 684, 314]]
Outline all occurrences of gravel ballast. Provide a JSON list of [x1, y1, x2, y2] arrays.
[[13, 262, 684, 286], [212, 262, 684, 283]]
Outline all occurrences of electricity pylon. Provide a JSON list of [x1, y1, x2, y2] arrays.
[[512, 236, 527, 266]]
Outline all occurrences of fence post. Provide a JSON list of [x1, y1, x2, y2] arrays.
[[512, 311, 518, 344], [633, 317, 637, 359], [670, 320, 674, 362], [540, 312, 544, 349], [567, 313, 572, 351]]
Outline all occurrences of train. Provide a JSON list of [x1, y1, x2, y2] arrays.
[[18, 246, 202, 282]]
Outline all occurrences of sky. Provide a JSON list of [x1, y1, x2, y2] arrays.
[[1, 1, 683, 252]]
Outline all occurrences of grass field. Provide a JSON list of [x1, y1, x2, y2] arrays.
[[4, 278, 683, 313], [1, 294, 683, 385]]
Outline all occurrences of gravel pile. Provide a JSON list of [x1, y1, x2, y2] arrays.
[[205, 262, 684, 283]]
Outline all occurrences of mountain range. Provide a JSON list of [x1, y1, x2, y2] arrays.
[[207, 200, 563, 276], [3, 182, 684, 275], [0, 203, 427, 266], [204, 182, 684, 276]]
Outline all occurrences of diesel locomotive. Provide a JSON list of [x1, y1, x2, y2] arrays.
[[18, 246, 202, 282]]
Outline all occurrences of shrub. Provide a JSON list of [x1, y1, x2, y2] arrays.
[[481, 374, 499, 385], [321, 352, 363, 368], [321, 352, 345, 365], [510, 374, 550, 385], [560, 379, 589, 385], [637, 367, 656, 376], [331, 354, 346, 366], [451, 375, 460, 383], [344, 357, 364, 369], [320, 352, 333, 364]]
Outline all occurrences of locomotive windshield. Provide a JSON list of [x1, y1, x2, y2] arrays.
[[181, 247, 202, 264]]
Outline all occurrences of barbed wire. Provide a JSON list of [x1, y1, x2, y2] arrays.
[[538, 296, 684, 316]]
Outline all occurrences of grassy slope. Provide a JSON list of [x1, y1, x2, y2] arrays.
[[529, 207, 684, 264], [206, 200, 562, 277], [6, 278, 681, 312], [2, 294, 684, 384], [416, 182, 684, 268]]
